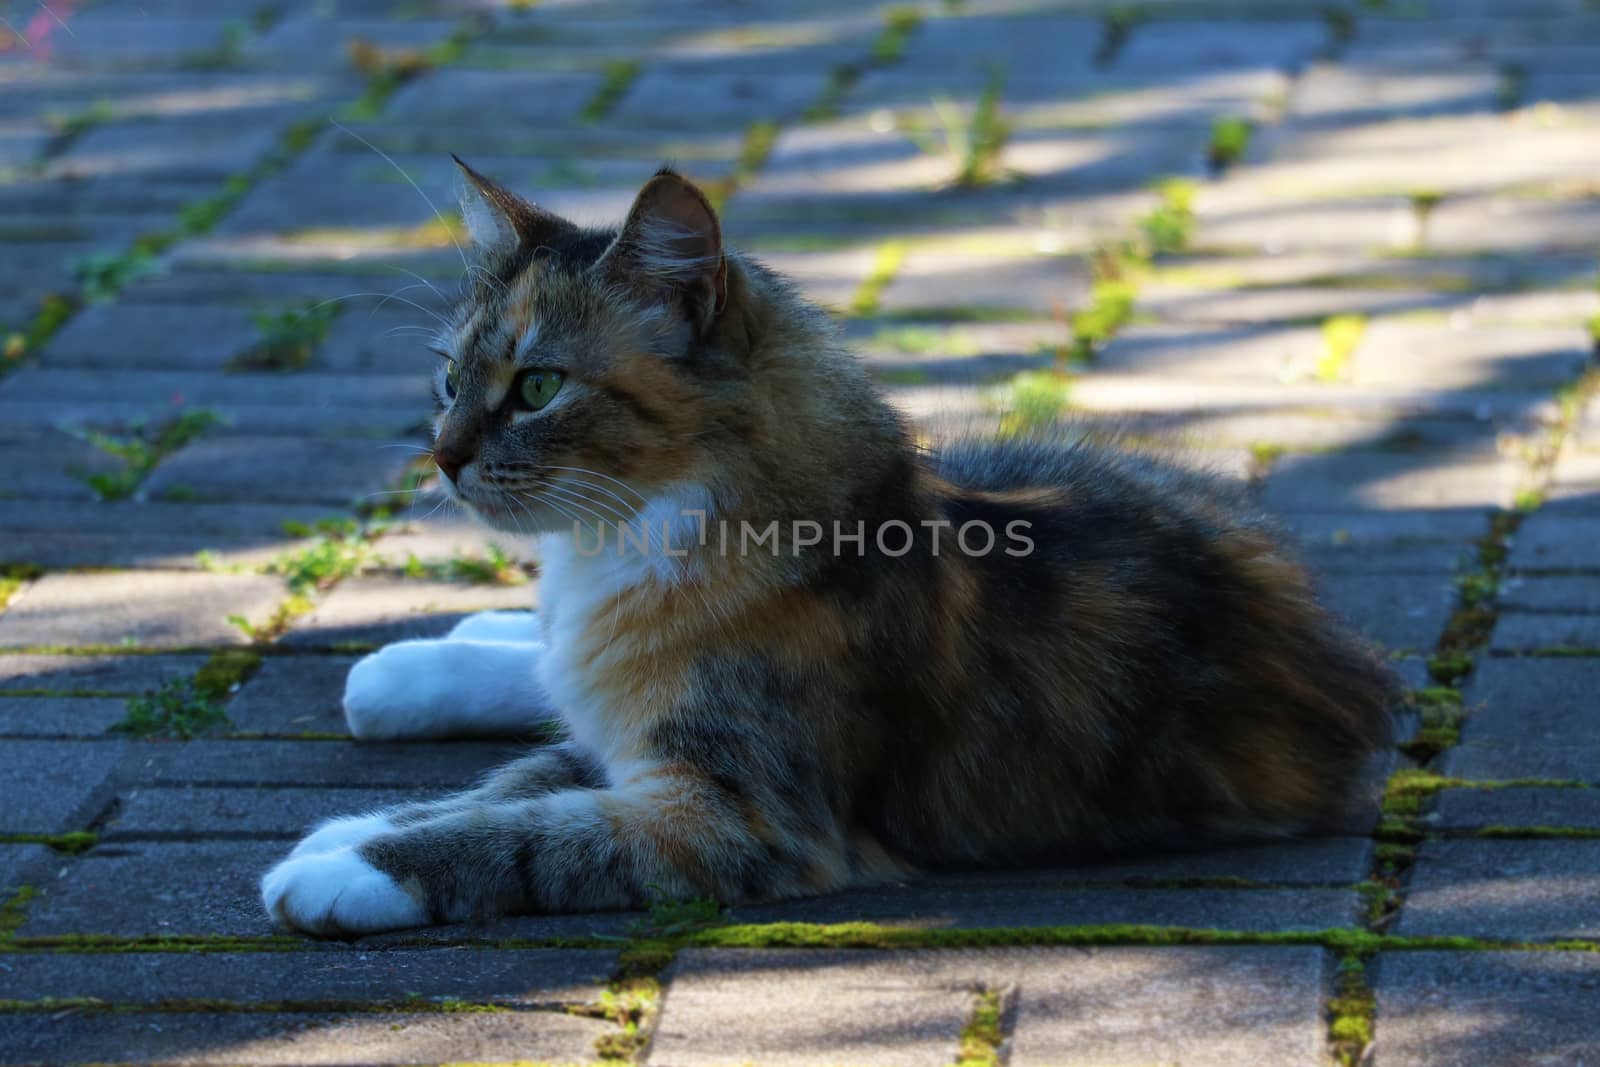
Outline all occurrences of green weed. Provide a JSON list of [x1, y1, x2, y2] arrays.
[[72, 408, 224, 501], [997, 371, 1072, 436], [872, 7, 923, 64], [227, 303, 340, 372], [1138, 179, 1197, 256], [580, 59, 641, 123], [71, 250, 160, 304], [1315, 314, 1366, 383], [850, 241, 908, 317], [112, 678, 231, 739], [1206, 117, 1254, 172]]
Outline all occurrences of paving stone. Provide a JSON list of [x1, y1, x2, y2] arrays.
[[0, 423, 126, 500], [1261, 451, 1517, 513], [41, 303, 258, 371], [656, 946, 1328, 1067], [313, 307, 443, 377], [1318, 573, 1457, 654], [735, 878, 1357, 932], [1136, 284, 1465, 326], [280, 577, 534, 649], [609, 70, 826, 129], [1489, 613, 1600, 652], [1498, 575, 1600, 613], [1112, 20, 1326, 74], [1043, 836, 1372, 886], [877, 252, 1089, 317], [887, 15, 1101, 82], [1430, 195, 1600, 254], [365, 510, 530, 568], [1447, 742, 1600, 783], [20, 839, 305, 938], [1544, 450, 1600, 517], [0, 498, 320, 570], [52, 112, 290, 182], [143, 435, 418, 507], [1458, 658, 1600, 757], [0, 367, 432, 438], [0, 739, 125, 833], [0, 654, 206, 695], [114, 739, 524, 788], [0, 844, 49, 893], [223, 655, 356, 737], [1434, 787, 1600, 832], [653, 949, 973, 1067], [0, 1011, 613, 1066], [1287, 62, 1500, 125], [1005, 946, 1327, 1067], [379, 68, 604, 129], [1397, 839, 1600, 939], [1347, 322, 1591, 391], [0, 571, 286, 649], [1375, 951, 1600, 1067], [104, 785, 419, 840], [1096, 323, 1324, 381], [0, 947, 614, 1003], [0, 697, 131, 737], [1508, 516, 1600, 572]]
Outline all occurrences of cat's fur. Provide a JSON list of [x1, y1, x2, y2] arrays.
[[260, 166, 1395, 937]]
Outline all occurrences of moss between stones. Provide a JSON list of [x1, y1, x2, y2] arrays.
[[10, 922, 1600, 958], [1327, 953, 1376, 1067], [0, 564, 43, 613], [0, 832, 97, 855], [953, 988, 1005, 1067], [0, 886, 38, 940]]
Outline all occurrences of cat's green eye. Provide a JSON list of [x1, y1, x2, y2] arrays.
[[517, 369, 564, 411], [443, 360, 460, 399]]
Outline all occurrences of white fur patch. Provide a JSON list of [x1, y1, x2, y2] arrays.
[[535, 483, 715, 762], [343, 637, 552, 740], [289, 812, 398, 860], [261, 848, 427, 937], [447, 610, 542, 643]]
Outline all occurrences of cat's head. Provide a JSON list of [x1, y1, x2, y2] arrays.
[[429, 162, 749, 535]]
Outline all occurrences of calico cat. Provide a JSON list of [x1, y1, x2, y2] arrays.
[[260, 165, 1395, 937]]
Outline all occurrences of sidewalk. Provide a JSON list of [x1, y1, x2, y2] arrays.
[[2, 1, 1599, 1064]]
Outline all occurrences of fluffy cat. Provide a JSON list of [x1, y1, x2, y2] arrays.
[[260, 165, 1395, 937]]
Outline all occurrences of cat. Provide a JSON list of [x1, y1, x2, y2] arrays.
[[260, 164, 1396, 937]]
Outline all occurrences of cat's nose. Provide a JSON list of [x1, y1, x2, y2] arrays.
[[433, 438, 476, 482]]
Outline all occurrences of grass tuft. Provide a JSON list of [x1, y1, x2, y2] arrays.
[[580, 59, 642, 123], [1206, 117, 1254, 172], [71, 408, 225, 501], [112, 678, 231, 740], [1315, 314, 1366, 383], [954, 989, 1005, 1067], [227, 303, 340, 372]]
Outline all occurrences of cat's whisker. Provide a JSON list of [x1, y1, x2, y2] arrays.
[[538, 476, 640, 520], [376, 264, 448, 306], [329, 119, 470, 275], [534, 464, 652, 506], [465, 262, 507, 298], [534, 482, 630, 528], [311, 290, 449, 328]]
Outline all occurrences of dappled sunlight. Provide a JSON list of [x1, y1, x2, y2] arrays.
[[1, 0, 1599, 1063]]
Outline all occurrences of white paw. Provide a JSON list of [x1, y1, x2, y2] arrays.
[[343, 639, 552, 741], [448, 610, 541, 643], [261, 848, 427, 937], [289, 812, 398, 860]]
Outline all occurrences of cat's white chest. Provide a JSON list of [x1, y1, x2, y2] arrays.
[[535, 536, 662, 764]]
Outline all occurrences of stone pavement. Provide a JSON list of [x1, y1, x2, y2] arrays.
[[1, 0, 1599, 1063]]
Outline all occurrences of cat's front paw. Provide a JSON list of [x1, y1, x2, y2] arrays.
[[289, 812, 397, 860], [261, 849, 426, 937]]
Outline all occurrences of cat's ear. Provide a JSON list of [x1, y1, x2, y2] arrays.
[[595, 168, 727, 333], [452, 155, 567, 253]]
